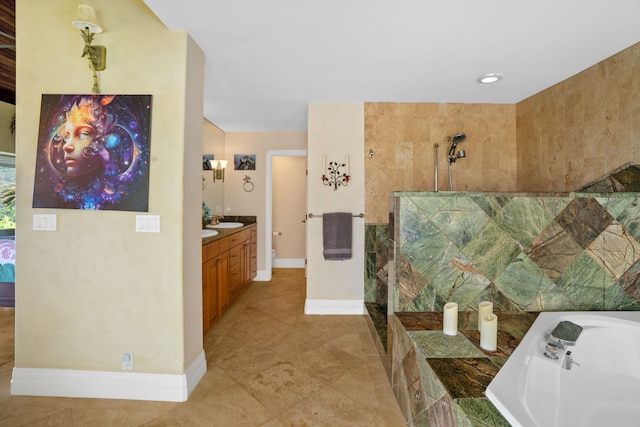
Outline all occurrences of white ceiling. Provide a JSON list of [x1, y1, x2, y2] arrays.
[[143, 0, 640, 132]]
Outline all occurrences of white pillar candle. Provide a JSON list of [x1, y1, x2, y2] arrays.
[[478, 301, 493, 331], [480, 313, 498, 351], [443, 302, 458, 336]]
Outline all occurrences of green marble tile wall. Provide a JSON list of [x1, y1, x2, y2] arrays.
[[365, 224, 390, 308], [391, 191, 640, 313]]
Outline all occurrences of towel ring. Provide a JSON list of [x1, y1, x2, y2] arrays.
[[243, 175, 254, 192]]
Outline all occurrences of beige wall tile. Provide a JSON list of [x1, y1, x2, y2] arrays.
[[365, 103, 517, 223], [517, 42, 640, 191]]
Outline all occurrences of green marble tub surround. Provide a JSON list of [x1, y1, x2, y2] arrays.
[[579, 163, 640, 193], [392, 311, 539, 426], [392, 192, 640, 313]]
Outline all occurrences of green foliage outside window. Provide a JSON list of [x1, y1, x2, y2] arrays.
[[0, 184, 15, 229], [0, 165, 15, 229]]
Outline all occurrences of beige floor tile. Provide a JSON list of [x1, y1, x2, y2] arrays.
[[258, 417, 287, 427], [0, 269, 406, 426], [278, 384, 387, 427], [291, 341, 365, 386], [261, 327, 327, 359], [236, 359, 325, 414]]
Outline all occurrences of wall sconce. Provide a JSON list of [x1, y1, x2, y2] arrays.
[[211, 159, 228, 182], [72, 5, 106, 94], [321, 154, 350, 191]]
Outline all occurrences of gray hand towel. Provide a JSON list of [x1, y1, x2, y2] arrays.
[[323, 212, 352, 260]]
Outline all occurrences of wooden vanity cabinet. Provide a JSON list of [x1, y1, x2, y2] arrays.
[[250, 226, 257, 280], [202, 224, 257, 335], [202, 237, 230, 335]]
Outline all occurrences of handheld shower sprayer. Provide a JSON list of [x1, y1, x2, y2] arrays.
[[447, 133, 467, 163], [445, 132, 467, 191], [449, 133, 466, 145]]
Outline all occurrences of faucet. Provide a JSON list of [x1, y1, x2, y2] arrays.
[[562, 350, 580, 370]]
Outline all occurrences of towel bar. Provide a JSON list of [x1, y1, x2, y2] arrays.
[[307, 213, 364, 218]]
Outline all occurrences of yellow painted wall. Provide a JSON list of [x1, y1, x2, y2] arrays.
[[224, 131, 307, 273], [15, 0, 203, 374], [306, 103, 365, 305], [516, 42, 640, 191]]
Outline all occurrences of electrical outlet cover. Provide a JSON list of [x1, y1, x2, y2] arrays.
[[121, 352, 133, 370]]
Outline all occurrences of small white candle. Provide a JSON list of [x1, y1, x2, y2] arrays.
[[480, 313, 498, 351], [478, 301, 493, 331], [443, 302, 458, 336], [345, 154, 349, 175]]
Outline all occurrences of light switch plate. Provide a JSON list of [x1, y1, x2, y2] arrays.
[[33, 214, 57, 231], [136, 215, 160, 233]]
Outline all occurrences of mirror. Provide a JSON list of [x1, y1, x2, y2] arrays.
[[202, 119, 224, 214]]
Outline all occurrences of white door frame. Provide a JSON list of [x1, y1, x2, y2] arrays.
[[262, 149, 307, 281]]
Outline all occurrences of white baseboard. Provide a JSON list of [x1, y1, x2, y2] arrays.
[[274, 258, 305, 268], [255, 269, 270, 281], [304, 298, 364, 315], [11, 350, 206, 402]]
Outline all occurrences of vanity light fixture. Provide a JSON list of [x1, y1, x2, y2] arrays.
[[477, 73, 503, 84], [211, 159, 228, 182], [72, 4, 106, 93]]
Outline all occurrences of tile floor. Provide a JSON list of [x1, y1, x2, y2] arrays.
[[0, 268, 406, 426]]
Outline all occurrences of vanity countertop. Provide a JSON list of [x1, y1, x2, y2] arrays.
[[201, 220, 256, 245]]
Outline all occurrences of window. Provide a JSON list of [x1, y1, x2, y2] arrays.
[[0, 152, 15, 230]]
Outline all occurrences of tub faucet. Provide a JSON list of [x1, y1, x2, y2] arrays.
[[544, 320, 583, 359], [550, 320, 583, 347], [562, 350, 580, 370]]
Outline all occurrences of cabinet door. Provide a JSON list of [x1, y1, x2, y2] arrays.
[[202, 260, 210, 334], [242, 241, 251, 287], [250, 225, 257, 280], [217, 251, 230, 316], [206, 258, 220, 329]]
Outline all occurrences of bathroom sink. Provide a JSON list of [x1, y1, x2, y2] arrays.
[[212, 222, 244, 228], [201, 229, 219, 238]]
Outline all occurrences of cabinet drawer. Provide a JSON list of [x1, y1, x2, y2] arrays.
[[229, 244, 242, 267], [229, 232, 242, 247], [218, 236, 230, 252]]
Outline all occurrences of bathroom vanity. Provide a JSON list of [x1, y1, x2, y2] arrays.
[[201, 222, 257, 334]]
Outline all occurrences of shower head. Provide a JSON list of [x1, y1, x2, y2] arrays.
[[447, 133, 467, 164], [450, 133, 466, 146]]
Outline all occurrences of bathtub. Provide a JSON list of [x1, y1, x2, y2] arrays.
[[485, 311, 640, 427]]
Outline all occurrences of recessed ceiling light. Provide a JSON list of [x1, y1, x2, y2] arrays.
[[477, 73, 503, 84]]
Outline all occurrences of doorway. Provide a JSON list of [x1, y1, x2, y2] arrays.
[[264, 150, 306, 281]]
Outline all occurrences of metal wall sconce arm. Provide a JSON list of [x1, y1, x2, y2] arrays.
[[72, 5, 106, 94]]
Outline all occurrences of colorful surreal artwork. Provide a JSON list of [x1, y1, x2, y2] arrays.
[[33, 94, 153, 211]]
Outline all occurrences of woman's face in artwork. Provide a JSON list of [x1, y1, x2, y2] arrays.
[[62, 115, 102, 178]]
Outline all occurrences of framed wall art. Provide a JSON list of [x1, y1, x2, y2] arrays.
[[32, 94, 153, 211], [234, 154, 256, 171]]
